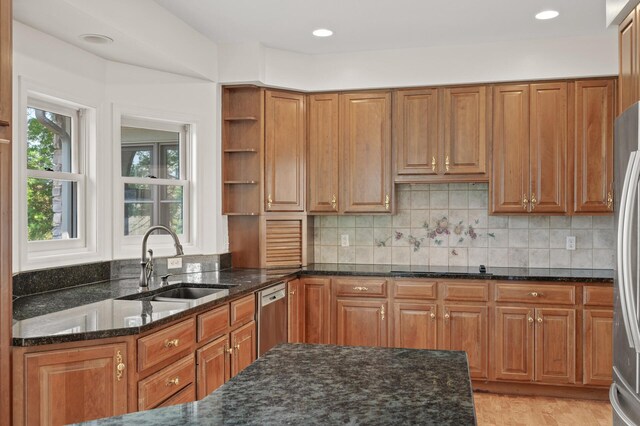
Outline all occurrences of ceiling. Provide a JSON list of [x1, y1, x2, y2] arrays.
[[154, 0, 613, 55]]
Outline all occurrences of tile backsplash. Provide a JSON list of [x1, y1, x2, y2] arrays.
[[313, 183, 615, 269]]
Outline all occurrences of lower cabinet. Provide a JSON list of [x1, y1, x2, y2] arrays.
[[19, 343, 129, 426], [138, 355, 195, 410], [300, 277, 331, 344], [584, 309, 613, 386], [196, 336, 229, 399], [230, 320, 257, 377], [392, 302, 438, 349], [335, 299, 388, 347], [442, 305, 489, 379], [287, 278, 302, 343]]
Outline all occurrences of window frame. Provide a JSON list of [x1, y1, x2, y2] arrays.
[[114, 111, 193, 256], [24, 96, 87, 252]]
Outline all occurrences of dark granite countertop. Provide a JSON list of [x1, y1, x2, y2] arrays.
[[13, 263, 613, 347], [79, 343, 476, 426], [302, 263, 614, 284]]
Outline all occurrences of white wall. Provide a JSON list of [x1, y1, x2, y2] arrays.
[[220, 33, 619, 91], [12, 22, 225, 272]]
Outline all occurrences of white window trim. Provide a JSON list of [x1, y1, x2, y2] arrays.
[[113, 104, 197, 260], [15, 77, 100, 271]]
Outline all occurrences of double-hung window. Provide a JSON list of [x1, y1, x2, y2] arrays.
[[120, 117, 189, 239], [26, 98, 85, 250]]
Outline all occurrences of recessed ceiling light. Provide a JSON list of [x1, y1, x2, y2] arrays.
[[79, 34, 114, 44], [312, 28, 333, 37], [535, 10, 559, 20]]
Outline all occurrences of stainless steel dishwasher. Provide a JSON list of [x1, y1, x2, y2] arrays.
[[257, 282, 287, 356]]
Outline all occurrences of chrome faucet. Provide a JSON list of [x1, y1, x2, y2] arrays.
[[140, 225, 184, 288]]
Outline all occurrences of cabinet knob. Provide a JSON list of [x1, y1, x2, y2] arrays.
[[528, 317, 534, 323], [289, 290, 296, 296], [528, 291, 542, 298], [380, 305, 385, 321], [430, 312, 436, 320], [166, 377, 180, 386], [267, 194, 273, 209], [331, 194, 337, 211], [226, 345, 233, 354], [537, 317, 543, 323], [432, 156, 437, 173], [164, 338, 180, 348], [445, 155, 450, 172], [385, 194, 390, 211], [607, 191, 613, 209], [235, 344, 240, 351], [444, 313, 450, 320], [522, 194, 529, 210], [530, 193, 537, 210], [115, 350, 125, 381]]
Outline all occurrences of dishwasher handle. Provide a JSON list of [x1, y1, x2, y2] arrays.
[[261, 283, 286, 307]]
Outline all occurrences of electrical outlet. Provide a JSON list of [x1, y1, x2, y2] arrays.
[[341, 234, 350, 247], [167, 257, 183, 269], [566, 236, 576, 251]]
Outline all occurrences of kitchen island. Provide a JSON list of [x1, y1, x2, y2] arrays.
[[80, 343, 476, 425]]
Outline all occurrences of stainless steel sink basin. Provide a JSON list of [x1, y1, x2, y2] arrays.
[[152, 287, 223, 301]]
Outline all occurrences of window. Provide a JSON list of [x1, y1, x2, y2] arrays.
[[26, 98, 85, 245], [120, 118, 189, 238]]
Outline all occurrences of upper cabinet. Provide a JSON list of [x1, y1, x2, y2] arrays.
[[492, 82, 569, 214], [573, 79, 615, 214], [0, 0, 9, 129], [264, 90, 305, 212], [394, 85, 489, 183], [340, 91, 393, 213], [307, 94, 340, 213], [619, 6, 639, 114]]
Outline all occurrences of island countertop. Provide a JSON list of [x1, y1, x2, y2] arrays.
[[79, 343, 477, 426]]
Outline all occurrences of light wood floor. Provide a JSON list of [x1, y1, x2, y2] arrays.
[[474, 393, 612, 426]]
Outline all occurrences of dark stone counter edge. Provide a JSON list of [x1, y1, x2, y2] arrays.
[[13, 266, 613, 346]]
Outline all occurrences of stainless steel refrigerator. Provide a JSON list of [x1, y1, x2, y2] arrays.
[[613, 102, 640, 425]]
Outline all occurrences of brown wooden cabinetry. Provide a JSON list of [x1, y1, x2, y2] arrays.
[[264, 90, 305, 212], [19, 343, 128, 425], [392, 302, 438, 349], [307, 93, 339, 213], [573, 79, 615, 214], [583, 309, 613, 386], [535, 308, 575, 384], [287, 279, 302, 342], [494, 307, 535, 381], [335, 299, 388, 347], [196, 336, 229, 399], [300, 277, 331, 344], [341, 91, 393, 213], [230, 320, 257, 377], [619, 7, 639, 114], [394, 86, 489, 183], [442, 304, 489, 379]]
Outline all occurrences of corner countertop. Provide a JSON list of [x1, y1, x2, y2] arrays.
[[12, 264, 613, 347], [78, 343, 476, 426]]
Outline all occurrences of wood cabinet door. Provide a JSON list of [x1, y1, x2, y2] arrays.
[[340, 92, 392, 213], [264, 90, 305, 212], [494, 307, 535, 382], [619, 8, 638, 114], [442, 86, 488, 176], [491, 84, 530, 213], [583, 309, 613, 386], [534, 308, 576, 384], [442, 305, 488, 379], [196, 336, 229, 399], [287, 279, 301, 343], [308, 93, 340, 212], [336, 299, 388, 347], [394, 88, 439, 177], [392, 302, 437, 349], [300, 278, 331, 344], [23, 343, 128, 426], [230, 320, 256, 378], [529, 82, 568, 214], [574, 79, 615, 214]]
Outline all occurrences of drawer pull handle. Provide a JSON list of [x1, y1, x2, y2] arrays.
[[430, 312, 436, 320], [166, 377, 180, 386], [115, 350, 125, 381], [528, 292, 541, 297], [164, 339, 180, 348], [353, 286, 369, 291]]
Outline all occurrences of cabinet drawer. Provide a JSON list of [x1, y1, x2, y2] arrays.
[[495, 283, 575, 305], [393, 280, 437, 300], [584, 286, 613, 307], [334, 278, 388, 297], [442, 282, 488, 302], [156, 383, 196, 408], [138, 318, 195, 372], [138, 355, 195, 410], [230, 294, 256, 328], [198, 305, 229, 342]]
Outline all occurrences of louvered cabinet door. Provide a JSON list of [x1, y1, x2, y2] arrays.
[[260, 216, 306, 267]]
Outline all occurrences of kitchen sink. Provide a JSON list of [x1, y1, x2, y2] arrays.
[[152, 287, 222, 301]]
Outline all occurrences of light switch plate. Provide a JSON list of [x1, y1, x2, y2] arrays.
[[341, 234, 350, 247], [167, 257, 183, 269], [566, 236, 576, 251]]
